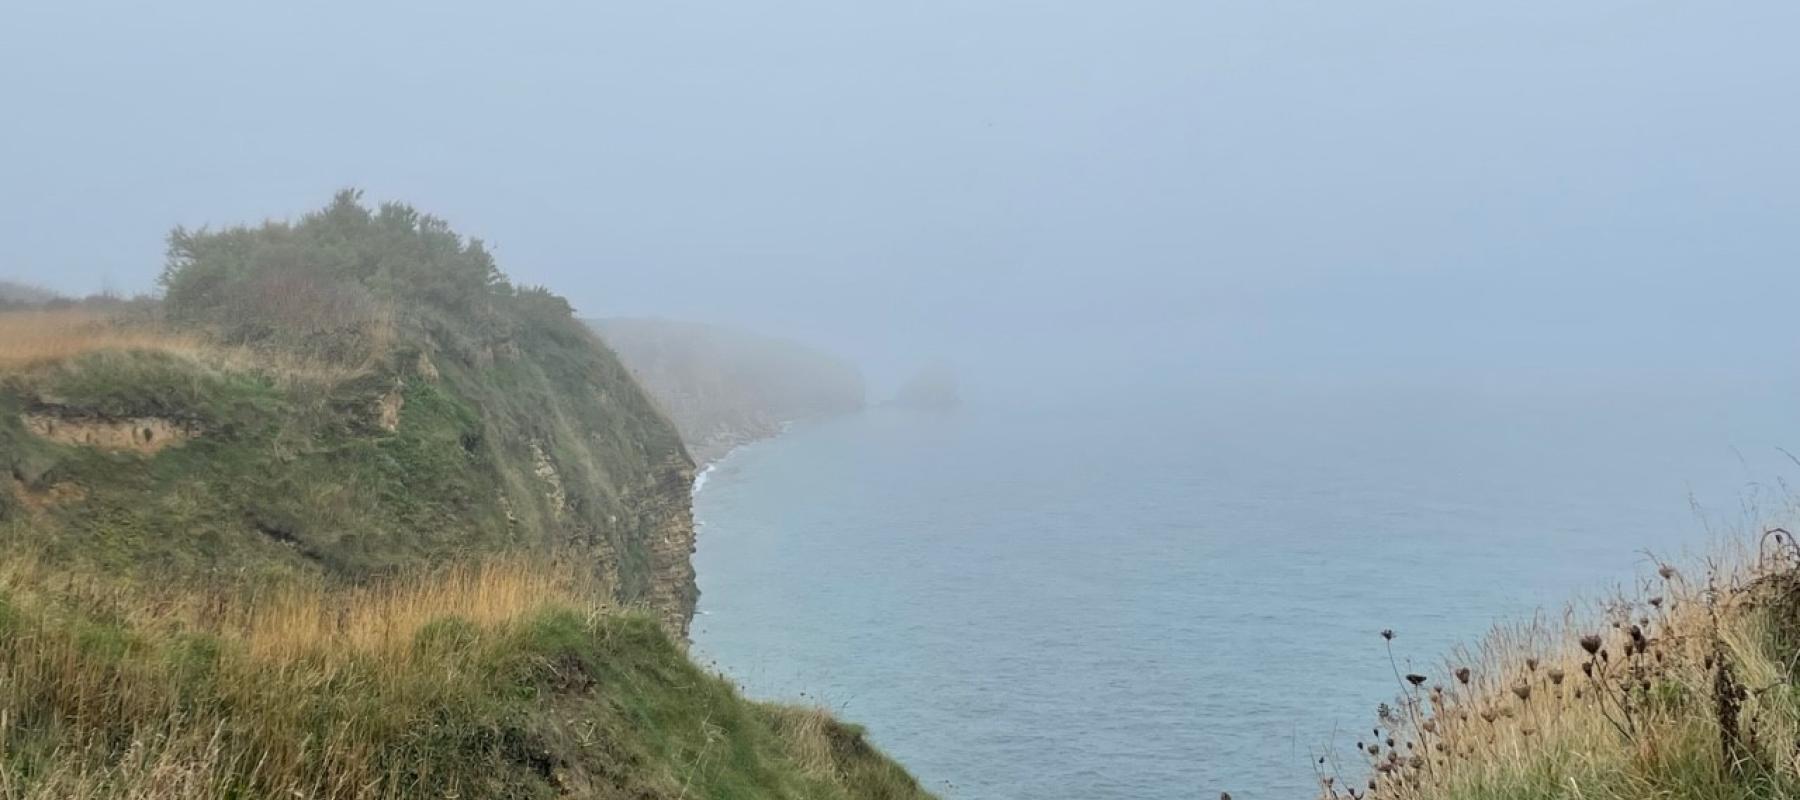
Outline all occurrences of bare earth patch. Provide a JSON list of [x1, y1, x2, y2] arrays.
[[22, 411, 201, 453]]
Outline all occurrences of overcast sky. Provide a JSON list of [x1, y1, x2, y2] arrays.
[[3, 1, 1797, 388]]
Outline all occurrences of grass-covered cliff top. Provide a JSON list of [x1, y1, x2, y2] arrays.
[[0, 553, 927, 799], [1340, 533, 1800, 800], [0, 194, 930, 798], [1, 191, 695, 625]]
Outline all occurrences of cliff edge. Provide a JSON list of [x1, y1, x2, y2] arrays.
[[0, 193, 930, 798]]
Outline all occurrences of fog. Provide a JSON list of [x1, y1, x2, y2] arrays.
[[4, 1, 1798, 394]]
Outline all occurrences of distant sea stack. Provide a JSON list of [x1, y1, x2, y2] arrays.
[[889, 362, 960, 411], [591, 318, 865, 465]]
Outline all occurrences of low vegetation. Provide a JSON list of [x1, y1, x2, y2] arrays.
[[0, 281, 61, 311], [0, 553, 927, 799], [0, 193, 929, 798], [0, 306, 357, 384], [1, 192, 693, 624], [0, 308, 196, 372], [1337, 533, 1800, 800]]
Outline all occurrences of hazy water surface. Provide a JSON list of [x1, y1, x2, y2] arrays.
[[692, 378, 1799, 798]]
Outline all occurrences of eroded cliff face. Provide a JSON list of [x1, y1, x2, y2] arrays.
[[2, 196, 706, 638], [635, 455, 700, 636]]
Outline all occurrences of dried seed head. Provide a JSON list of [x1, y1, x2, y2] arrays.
[[1512, 682, 1532, 702], [1479, 709, 1497, 724], [1580, 634, 1603, 655], [1548, 667, 1566, 685], [1406, 673, 1428, 687], [1381, 629, 1395, 641], [1526, 657, 1539, 672], [1648, 596, 1663, 608], [1659, 564, 1676, 580], [1455, 666, 1471, 685], [1422, 719, 1438, 733]]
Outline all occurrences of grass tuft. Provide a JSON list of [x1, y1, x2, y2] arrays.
[[1335, 532, 1800, 800]]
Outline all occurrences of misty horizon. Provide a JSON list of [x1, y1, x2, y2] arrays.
[[6, 2, 1798, 393]]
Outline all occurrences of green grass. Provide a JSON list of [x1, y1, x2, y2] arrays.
[[0, 194, 927, 798], [0, 559, 928, 800], [0, 299, 690, 614]]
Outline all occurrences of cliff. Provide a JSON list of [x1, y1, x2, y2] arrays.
[[0, 193, 929, 799], [3, 192, 699, 633], [592, 318, 864, 464]]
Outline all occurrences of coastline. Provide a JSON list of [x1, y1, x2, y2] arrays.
[[690, 420, 796, 496]]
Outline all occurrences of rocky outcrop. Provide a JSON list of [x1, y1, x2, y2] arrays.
[[635, 456, 700, 636]]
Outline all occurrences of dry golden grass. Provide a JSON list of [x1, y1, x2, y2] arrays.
[[1332, 532, 1800, 800], [235, 559, 609, 664], [0, 553, 607, 666], [0, 309, 205, 372], [0, 307, 376, 387], [0, 556, 614, 800], [768, 706, 846, 784]]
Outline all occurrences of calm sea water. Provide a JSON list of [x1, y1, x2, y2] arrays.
[[691, 377, 1800, 798]]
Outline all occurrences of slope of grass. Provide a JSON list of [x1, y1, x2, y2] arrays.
[[0, 195, 931, 796], [0, 555, 928, 800], [1338, 534, 1800, 800], [1, 193, 695, 626]]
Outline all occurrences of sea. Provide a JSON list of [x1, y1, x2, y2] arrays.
[[690, 373, 1800, 798]]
